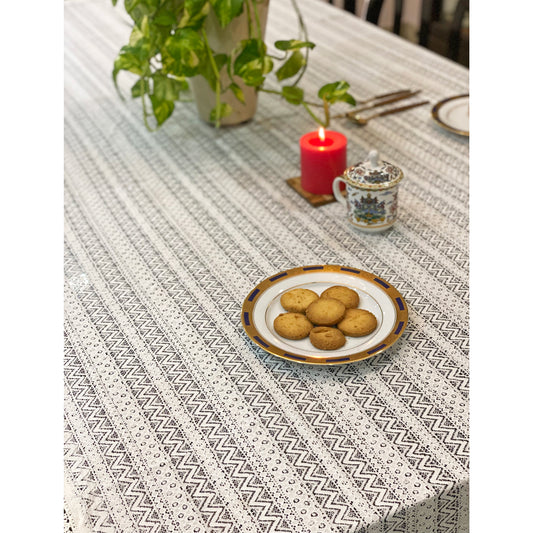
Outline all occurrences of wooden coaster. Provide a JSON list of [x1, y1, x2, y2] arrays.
[[286, 177, 345, 207]]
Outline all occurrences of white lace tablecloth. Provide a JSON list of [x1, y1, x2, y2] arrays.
[[64, 0, 469, 531]]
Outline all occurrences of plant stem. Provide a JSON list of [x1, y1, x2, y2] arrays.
[[245, 0, 253, 36], [289, 0, 310, 87], [251, 0, 262, 39], [250, 0, 267, 74], [302, 102, 326, 127], [322, 98, 330, 128], [260, 88, 322, 108], [201, 28, 222, 127], [140, 77, 156, 132]]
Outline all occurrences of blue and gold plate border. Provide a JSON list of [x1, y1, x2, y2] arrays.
[[241, 265, 408, 366]]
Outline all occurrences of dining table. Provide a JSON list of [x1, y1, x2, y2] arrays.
[[64, 0, 469, 531]]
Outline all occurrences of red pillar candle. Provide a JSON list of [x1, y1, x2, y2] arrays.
[[300, 127, 347, 195]]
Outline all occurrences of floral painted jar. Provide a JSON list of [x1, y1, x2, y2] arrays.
[[332, 150, 404, 232]]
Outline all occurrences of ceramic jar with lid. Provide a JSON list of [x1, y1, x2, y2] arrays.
[[332, 150, 404, 232]]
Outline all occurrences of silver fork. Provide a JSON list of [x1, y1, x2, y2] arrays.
[[348, 100, 429, 126]]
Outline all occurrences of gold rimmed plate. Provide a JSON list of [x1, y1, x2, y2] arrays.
[[241, 265, 408, 365], [431, 94, 469, 136]]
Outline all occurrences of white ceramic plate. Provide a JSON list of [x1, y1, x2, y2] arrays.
[[431, 94, 469, 136], [241, 265, 408, 365]]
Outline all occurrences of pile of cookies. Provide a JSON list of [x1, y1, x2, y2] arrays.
[[273, 285, 378, 351]]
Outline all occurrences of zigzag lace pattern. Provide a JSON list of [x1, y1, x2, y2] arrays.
[[64, 0, 469, 531]]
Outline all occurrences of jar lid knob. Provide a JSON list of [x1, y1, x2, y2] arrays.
[[369, 150, 380, 168]]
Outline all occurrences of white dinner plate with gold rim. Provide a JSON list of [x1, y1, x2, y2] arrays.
[[241, 265, 408, 365], [431, 94, 469, 136]]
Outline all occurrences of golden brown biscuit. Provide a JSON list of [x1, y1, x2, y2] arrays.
[[321, 285, 359, 309], [273, 313, 314, 340], [280, 288, 319, 313], [305, 297, 346, 326], [337, 308, 378, 337], [309, 327, 346, 350]]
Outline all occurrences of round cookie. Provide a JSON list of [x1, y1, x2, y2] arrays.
[[321, 285, 359, 309], [305, 297, 346, 326], [309, 327, 346, 350], [273, 313, 313, 340], [337, 308, 378, 337], [280, 288, 319, 313]]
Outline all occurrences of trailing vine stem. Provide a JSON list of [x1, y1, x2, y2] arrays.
[[140, 77, 156, 132], [322, 98, 331, 128], [303, 102, 327, 128], [245, 0, 253, 36], [288, 0, 310, 88], [260, 88, 321, 109], [201, 27, 223, 127], [250, 0, 267, 72]]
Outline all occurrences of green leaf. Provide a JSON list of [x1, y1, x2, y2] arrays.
[[186, 0, 209, 17], [318, 80, 355, 105], [209, 102, 233, 122], [164, 29, 207, 77], [318, 81, 341, 99], [113, 53, 142, 80], [229, 82, 245, 104], [125, 0, 159, 12], [337, 92, 356, 106], [150, 94, 175, 125], [128, 26, 144, 46], [241, 69, 264, 86], [124, 0, 159, 25], [153, 73, 186, 101], [140, 15, 150, 37], [210, 0, 244, 28], [233, 39, 269, 86], [233, 39, 267, 71], [153, 10, 176, 26], [274, 40, 316, 51], [281, 86, 304, 105], [262, 56, 274, 75], [118, 35, 153, 71], [275, 50, 304, 81], [178, 0, 210, 29], [113, 41, 152, 89], [198, 53, 228, 91], [214, 53, 229, 71], [130, 78, 147, 98]]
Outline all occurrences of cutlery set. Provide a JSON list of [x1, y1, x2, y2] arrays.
[[336, 89, 429, 126]]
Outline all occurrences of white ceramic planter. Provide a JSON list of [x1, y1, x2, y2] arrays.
[[190, 1, 269, 126]]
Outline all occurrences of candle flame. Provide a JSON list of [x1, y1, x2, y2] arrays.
[[318, 127, 326, 141]]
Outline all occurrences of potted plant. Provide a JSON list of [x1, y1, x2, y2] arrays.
[[111, 0, 356, 129]]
